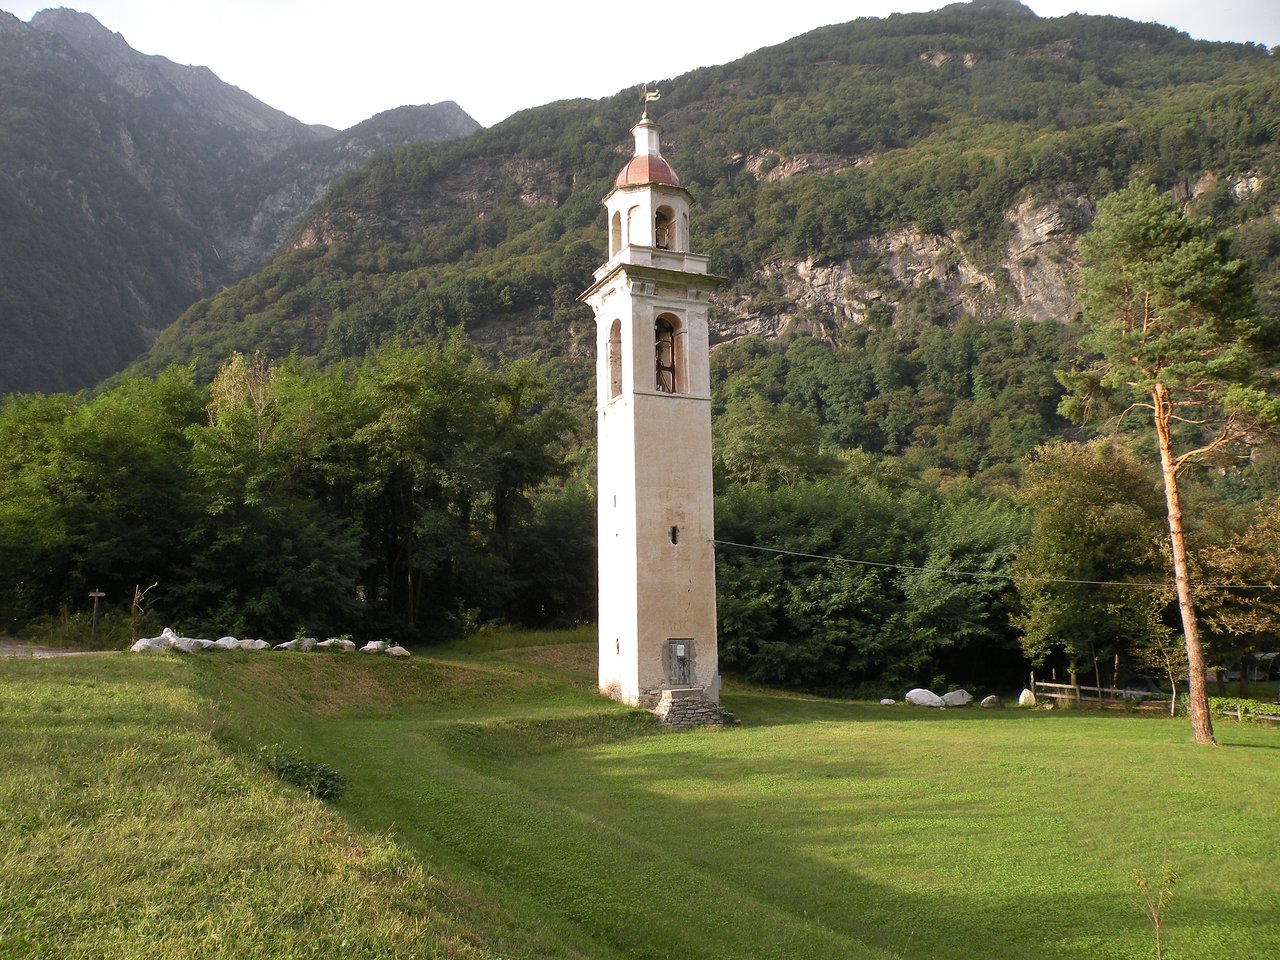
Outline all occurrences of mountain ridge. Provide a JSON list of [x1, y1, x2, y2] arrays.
[[0, 5, 480, 393], [29, 7, 338, 155]]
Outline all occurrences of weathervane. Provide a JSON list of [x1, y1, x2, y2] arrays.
[[640, 83, 661, 119]]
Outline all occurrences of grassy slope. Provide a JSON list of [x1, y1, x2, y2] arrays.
[[4, 634, 1279, 959]]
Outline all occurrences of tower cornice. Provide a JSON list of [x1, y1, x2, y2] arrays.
[[578, 261, 725, 304]]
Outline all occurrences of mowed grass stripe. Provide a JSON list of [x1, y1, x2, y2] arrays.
[[495, 695, 1280, 959], [319, 715, 897, 960]]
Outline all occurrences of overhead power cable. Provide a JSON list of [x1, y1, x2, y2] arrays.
[[711, 539, 1280, 591]]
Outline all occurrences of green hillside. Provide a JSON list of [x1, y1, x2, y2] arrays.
[[4, 636, 1280, 958], [136, 0, 1280, 385]]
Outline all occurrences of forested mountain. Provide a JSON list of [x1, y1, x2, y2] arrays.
[[137, 0, 1280, 420], [0, 7, 479, 393]]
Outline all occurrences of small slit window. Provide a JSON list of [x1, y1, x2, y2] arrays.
[[608, 319, 623, 398]]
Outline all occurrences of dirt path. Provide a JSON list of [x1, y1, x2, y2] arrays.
[[0, 641, 115, 659]]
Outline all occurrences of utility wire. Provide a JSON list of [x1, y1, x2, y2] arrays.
[[711, 538, 1280, 591]]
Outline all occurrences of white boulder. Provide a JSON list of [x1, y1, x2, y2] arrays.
[[905, 688, 945, 708], [212, 636, 241, 650], [130, 635, 170, 653], [239, 638, 270, 650], [1018, 688, 1037, 707], [941, 689, 973, 707], [879, 698, 896, 706], [316, 638, 357, 652], [386, 645, 411, 658], [276, 637, 319, 652], [171, 636, 206, 654], [980, 695, 1004, 709], [360, 641, 389, 655]]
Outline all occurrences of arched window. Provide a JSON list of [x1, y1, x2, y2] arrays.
[[627, 205, 642, 246], [608, 320, 622, 399], [655, 315, 680, 393], [610, 211, 622, 257], [655, 206, 674, 250]]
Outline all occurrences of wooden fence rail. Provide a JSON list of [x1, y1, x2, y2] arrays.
[[1029, 676, 1169, 706], [1029, 676, 1280, 726]]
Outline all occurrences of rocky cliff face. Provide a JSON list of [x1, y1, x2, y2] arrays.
[[220, 103, 482, 272], [712, 193, 1088, 344]]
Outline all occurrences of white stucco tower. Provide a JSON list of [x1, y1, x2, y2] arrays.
[[580, 113, 723, 717]]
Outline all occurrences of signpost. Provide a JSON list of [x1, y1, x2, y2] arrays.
[[89, 590, 106, 647]]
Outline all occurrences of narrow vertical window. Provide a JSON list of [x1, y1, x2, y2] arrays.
[[654, 315, 680, 393], [608, 319, 623, 399], [610, 211, 622, 257]]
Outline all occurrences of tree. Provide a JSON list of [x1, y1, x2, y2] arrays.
[[712, 395, 834, 490], [1013, 441, 1172, 693], [1196, 499, 1280, 695], [1062, 181, 1280, 744], [900, 489, 1029, 687]]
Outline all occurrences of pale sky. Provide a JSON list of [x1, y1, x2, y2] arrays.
[[6, 1, 1279, 129]]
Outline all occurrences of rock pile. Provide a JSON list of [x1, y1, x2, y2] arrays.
[[902, 688, 1014, 709], [130, 628, 409, 657]]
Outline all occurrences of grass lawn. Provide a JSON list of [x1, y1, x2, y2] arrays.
[[3, 632, 1278, 959]]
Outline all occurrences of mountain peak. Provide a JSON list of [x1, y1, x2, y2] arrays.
[[30, 7, 133, 64], [940, 0, 1037, 17]]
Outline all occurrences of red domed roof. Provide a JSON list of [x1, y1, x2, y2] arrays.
[[615, 153, 681, 188]]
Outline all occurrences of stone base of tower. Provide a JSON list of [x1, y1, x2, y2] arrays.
[[650, 686, 727, 730]]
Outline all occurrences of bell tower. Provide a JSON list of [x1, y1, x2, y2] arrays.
[[580, 109, 723, 719]]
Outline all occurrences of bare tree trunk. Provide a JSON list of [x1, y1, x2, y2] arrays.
[[1153, 386, 1216, 745], [1162, 651, 1178, 717]]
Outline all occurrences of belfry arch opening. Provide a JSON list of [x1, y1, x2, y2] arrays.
[[654, 315, 682, 394], [655, 206, 675, 251], [610, 211, 622, 257], [608, 319, 623, 398]]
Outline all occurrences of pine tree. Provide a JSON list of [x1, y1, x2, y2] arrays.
[[1061, 181, 1280, 745]]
